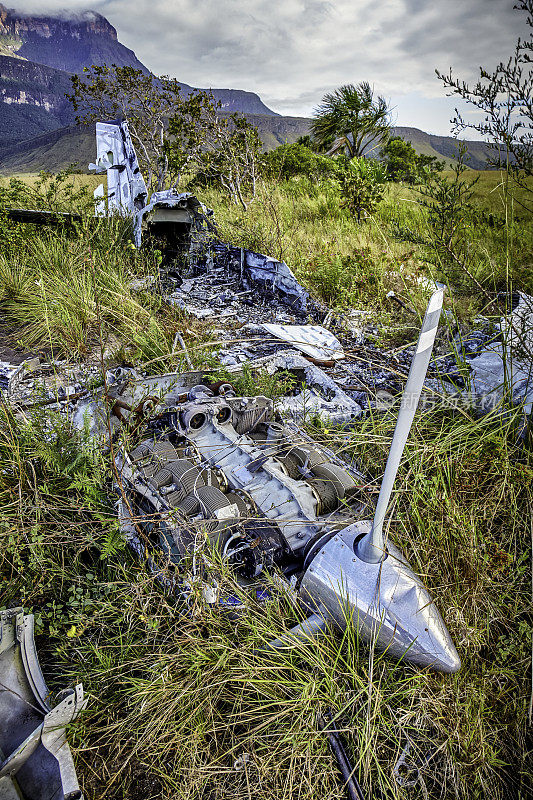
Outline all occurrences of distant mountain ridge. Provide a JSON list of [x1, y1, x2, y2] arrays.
[[0, 118, 493, 175], [0, 3, 277, 151], [0, 4, 492, 172]]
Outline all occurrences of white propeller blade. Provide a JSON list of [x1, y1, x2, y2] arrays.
[[356, 288, 444, 563]]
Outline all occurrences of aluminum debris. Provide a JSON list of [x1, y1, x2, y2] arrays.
[[242, 251, 309, 312], [0, 607, 86, 800], [262, 324, 345, 363], [107, 292, 459, 672], [438, 292, 533, 416], [248, 349, 362, 422], [89, 120, 213, 249], [89, 120, 147, 219]]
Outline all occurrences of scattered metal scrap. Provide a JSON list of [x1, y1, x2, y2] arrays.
[[462, 292, 533, 415], [262, 324, 345, 364], [236, 349, 363, 422], [0, 607, 86, 800], [105, 291, 460, 673]]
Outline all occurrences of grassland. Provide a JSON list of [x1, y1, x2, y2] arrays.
[[0, 168, 531, 800]]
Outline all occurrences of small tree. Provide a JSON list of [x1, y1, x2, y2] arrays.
[[436, 0, 532, 206], [338, 157, 386, 222], [417, 147, 489, 293], [311, 82, 391, 158], [382, 136, 444, 183], [173, 111, 262, 210], [67, 65, 215, 193], [382, 136, 418, 182], [207, 114, 263, 211]]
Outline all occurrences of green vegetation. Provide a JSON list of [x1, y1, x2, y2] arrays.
[[1, 7, 532, 795], [337, 156, 387, 222], [263, 142, 337, 181], [68, 65, 263, 206], [382, 136, 445, 184], [0, 139, 531, 800], [310, 82, 391, 157], [436, 0, 533, 205]]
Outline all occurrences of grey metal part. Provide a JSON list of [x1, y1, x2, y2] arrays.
[[436, 292, 533, 417], [267, 612, 330, 649], [134, 190, 210, 248], [238, 350, 362, 422], [460, 295, 533, 415], [300, 521, 460, 673], [89, 120, 147, 220], [180, 398, 322, 551], [0, 608, 86, 800], [243, 251, 309, 312], [115, 393, 366, 556], [89, 120, 213, 249], [262, 324, 345, 363]]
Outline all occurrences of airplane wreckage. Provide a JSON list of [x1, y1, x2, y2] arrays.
[[2, 120, 533, 798], [86, 121, 462, 671]]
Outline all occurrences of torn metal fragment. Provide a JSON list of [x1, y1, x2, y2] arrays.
[[0, 608, 86, 800], [242, 251, 309, 312], [248, 349, 362, 422], [439, 292, 533, 417], [89, 120, 148, 219], [89, 120, 214, 253], [262, 324, 345, 363]]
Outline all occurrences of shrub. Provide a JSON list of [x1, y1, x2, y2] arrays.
[[302, 248, 380, 306], [337, 156, 386, 221], [382, 136, 444, 184], [263, 143, 337, 181]]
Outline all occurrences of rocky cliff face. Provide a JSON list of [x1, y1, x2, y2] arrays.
[[0, 4, 147, 73], [0, 7, 116, 39], [0, 4, 276, 151], [0, 54, 75, 147]]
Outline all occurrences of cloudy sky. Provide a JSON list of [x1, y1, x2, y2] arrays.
[[15, 1, 525, 136]]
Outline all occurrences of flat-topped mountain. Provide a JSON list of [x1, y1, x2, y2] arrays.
[[0, 4, 277, 151], [0, 5, 491, 171], [0, 5, 146, 73]]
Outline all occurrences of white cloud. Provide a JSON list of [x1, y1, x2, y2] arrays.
[[12, 0, 525, 133]]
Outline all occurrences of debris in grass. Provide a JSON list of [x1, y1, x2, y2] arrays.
[[0, 607, 86, 800]]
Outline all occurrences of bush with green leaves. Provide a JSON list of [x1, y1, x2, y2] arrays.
[[381, 136, 444, 184], [0, 169, 96, 215], [337, 156, 386, 221], [262, 143, 337, 181]]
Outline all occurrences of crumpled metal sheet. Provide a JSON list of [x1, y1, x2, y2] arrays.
[[89, 120, 148, 219], [133, 190, 212, 248], [262, 324, 344, 363], [458, 293, 533, 415], [250, 349, 362, 422], [243, 252, 309, 312], [89, 121, 213, 248], [72, 369, 206, 443], [503, 291, 533, 357], [0, 607, 86, 800]]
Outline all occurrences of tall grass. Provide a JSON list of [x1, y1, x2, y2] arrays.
[[0, 397, 530, 799], [0, 168, 531, 799]]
